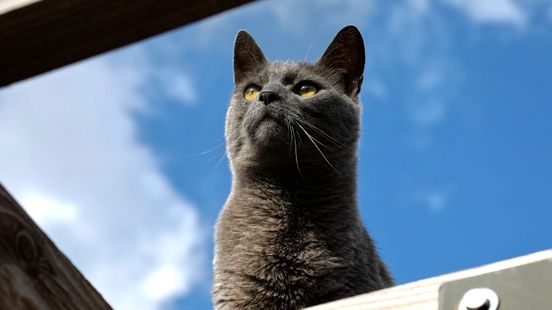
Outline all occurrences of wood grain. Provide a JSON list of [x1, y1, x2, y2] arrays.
[[306, 249, 552, 310], [0, 0, 255, 87], [0, 183, 111, 309]]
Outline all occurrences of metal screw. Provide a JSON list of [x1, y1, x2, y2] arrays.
[[458, 288, 499, 310]]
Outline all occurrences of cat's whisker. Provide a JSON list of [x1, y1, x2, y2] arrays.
[[296, 123, 339, 175], [207, 148, 227, 162], [298, 119, 348, 150], [197, 140, 227, 155], [210, 150, 227, 177], [177, 140, 226, 158], [303, 121, 347, 149], [304, 42, 314, 61], [302, 128, 331, 150], [287, 122, 294, 156], [288, 115, 305, 148], [291, 125, 304, 179]]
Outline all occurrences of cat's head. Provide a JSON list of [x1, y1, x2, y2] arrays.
[[226, 26, 365, 175]]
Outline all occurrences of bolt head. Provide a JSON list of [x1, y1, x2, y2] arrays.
[[459, 288, 499, 310]]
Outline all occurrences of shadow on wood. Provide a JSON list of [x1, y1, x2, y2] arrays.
[[0, 183, 111, 309]]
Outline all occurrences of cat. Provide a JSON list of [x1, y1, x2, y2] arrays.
[[213, 25, 393, 310]]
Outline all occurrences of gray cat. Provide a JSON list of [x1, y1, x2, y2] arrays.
[[213, 25, 393, 310]]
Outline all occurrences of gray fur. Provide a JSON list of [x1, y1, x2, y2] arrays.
[[213, 26, 393, 310]]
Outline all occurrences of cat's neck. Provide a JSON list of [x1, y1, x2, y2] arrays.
[[227, 161, 362, 240], [231, 157, 358, 208]]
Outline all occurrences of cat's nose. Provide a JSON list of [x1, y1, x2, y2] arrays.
[[258, 91, 280, 105]]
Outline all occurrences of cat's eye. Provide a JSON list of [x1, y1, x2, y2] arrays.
[[294, 83, 319, 98], [244, 86, 261, 101]]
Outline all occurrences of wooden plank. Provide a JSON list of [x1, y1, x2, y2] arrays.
[[306, 249, 552, 310], [0, 0, 255, 87], [0, 183, 111, 309]]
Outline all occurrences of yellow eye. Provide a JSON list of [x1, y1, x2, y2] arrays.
[[244, 86, 260, 101], [295, 84, 318, 98]]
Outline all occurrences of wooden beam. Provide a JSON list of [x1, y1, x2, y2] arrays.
[[306, 250, 552, 310], [0, 183, 111, 309], [0, 0, 255, 87]]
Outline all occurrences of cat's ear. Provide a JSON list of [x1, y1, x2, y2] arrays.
[[233, 30, 267, 85], [317, 25, 365, 96]]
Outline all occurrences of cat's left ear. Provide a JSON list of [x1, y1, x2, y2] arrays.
[[233, 30, 267, 85], [317, 25, 365, 96]]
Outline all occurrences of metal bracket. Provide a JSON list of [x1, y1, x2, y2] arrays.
[[439, 258, 552, 309]]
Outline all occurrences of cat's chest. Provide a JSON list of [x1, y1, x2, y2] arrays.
[[222, 192, 346, 265], [254, 227, 340, 285], [241, 207, 342, 270]]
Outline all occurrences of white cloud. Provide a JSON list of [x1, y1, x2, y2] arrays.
[[409, 0, 431, 14], [426, 191, 447, 212], [443, 0, 526, 26], [21, 192, 78, 226], [417, 67, 445, 92], [377, 1, 455, 130], [271, 0, 375, 34], [410, 65, 451, 127], [411, 189, 450, 213], [161, 71, 198, 104], [0, 51, 204, 310], [183, 0, 376, 47], [364, 79, 387, 99], [410, 99, 447, 126], [113, 47, 198, 106]]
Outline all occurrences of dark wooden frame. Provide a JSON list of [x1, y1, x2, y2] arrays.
[[0, 0, 254, 87]]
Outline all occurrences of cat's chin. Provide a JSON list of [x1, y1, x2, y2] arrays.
[[245, 106, 287, 147], [250, 117, 286, 147]]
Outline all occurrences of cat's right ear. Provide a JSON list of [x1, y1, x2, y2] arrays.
[[233, 31, 267, 85], [317, 25, 365, 96]]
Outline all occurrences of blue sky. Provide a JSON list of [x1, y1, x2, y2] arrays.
[[1, 0, 551, 309]]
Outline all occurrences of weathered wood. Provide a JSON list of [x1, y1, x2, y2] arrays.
[[0, 0, 255, 87], [306, 249, 552, 310], [0, 183, 111, 309]]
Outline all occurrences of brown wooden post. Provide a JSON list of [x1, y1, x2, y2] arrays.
[[0, 183, 111, 309]]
